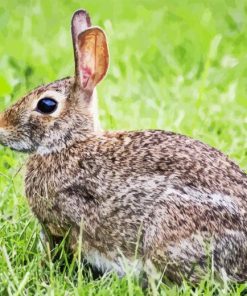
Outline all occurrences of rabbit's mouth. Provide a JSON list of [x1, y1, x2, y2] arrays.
[[8, 141, 35, 153], [0, 134, 33, 153], [0, 127, 35, 153], [0, 122, 9, 148], [0, 114, 9, 145], [0, 113, 36, 153]]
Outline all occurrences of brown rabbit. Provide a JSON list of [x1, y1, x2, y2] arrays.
[[0, 9, 247, 284]]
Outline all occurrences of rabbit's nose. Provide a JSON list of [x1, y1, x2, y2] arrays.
[[0, 113, 4, 128], [0, 113, 3, 127]]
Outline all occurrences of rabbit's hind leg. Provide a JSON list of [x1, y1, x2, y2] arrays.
[[146, 230, 247, 284], [212, 230, 247, 283], [39, 223, 71, 262]]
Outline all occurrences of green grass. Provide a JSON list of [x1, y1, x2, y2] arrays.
[[1, 0, 247, 294]]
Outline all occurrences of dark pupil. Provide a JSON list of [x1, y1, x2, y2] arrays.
[[37, 98, 57, 114]]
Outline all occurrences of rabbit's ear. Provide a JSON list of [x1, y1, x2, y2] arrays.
[[75, 27, 109, 93], [71, 9, 91, 58]]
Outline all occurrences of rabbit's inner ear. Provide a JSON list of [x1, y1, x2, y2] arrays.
[[75, 27, 109, 94]]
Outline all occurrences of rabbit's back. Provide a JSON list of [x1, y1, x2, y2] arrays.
[[87, 130, 247, 200]]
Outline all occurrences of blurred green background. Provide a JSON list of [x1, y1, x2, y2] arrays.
[[0, 0, 247, 294]]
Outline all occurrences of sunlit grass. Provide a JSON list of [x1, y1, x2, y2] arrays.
[[0, 0, 247, 294]]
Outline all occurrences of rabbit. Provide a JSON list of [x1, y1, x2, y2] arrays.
[[1, 9, 247, 284]]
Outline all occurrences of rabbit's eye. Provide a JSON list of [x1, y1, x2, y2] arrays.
[[36, 98, 57, 114]]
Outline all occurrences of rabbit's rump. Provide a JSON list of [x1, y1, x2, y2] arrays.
[[97, 175, 247, 282], [144, 186, 247, 283]]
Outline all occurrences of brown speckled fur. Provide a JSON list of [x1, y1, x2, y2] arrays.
[[1, 10, 247, 284]]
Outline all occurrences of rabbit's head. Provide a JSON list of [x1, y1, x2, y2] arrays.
[[0, 10, 109, 154]]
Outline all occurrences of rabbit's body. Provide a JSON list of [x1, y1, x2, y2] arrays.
[[1, 10, 247, 284], [25, 128, 247, 282]]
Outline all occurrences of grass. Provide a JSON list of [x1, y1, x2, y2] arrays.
[[0, 0, 247, 294]]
